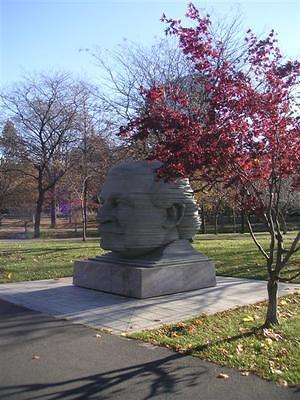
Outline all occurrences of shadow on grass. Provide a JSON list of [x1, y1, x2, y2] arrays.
[[183, 327, 262, 354]]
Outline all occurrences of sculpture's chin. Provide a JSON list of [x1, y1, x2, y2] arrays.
[[100, 236, 155, 258], [100, 234, 124, 251]]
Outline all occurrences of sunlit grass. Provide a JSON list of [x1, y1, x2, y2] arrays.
[[0, 232, 298, 283], [0, 239, 103, 283], [129, 292, 300, 386], [194, 232, 300, 283]]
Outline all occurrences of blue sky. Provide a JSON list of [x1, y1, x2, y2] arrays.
[[1, 0, 299, 87]]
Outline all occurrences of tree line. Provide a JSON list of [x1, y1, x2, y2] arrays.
[[0, 73, 145, 239]]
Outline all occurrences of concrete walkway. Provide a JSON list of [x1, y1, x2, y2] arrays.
[[0, 277, 298, 333]]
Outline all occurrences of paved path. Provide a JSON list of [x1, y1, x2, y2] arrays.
[[0, 277, 298, 333], [0, 299, 298, 400]]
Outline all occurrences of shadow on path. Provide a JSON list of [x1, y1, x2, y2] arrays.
[[0, 353, 204, 400]]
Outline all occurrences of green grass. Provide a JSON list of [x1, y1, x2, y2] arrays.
[[40, 228, 100, 239], [0, 232, 298, 283], [129, 292, 300, 387], [194, 232, 300, 283], [0, 239, 103, 283]]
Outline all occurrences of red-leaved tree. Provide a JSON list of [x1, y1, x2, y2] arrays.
[[121, 3, 300, 326]]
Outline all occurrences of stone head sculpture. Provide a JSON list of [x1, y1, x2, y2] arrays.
[[97, 160, 200, 258]]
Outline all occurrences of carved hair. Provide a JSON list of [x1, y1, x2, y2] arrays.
[[108, 160, 200, 239]]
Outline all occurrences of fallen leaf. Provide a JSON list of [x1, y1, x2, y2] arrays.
[[242, 315, 254, 322], [194, 319, 203, 325], [277, 348, 288, 356], [271, 368, 283, 375], [217, 348, 228, 354], [217, 373, 229, 379], [102, 328, 112, 333], [279, 299, 287, 305], [265, 338, 273, 346], [32, 355, 40, 360], [187, 325, 197, 334], [277, 379, 288, 387], [175, 343, 184, 352], [283, 311, 293, 318], [269, 360, 275, 367], [241, 371, 250, 376], [236, 344, 244, 354], [263, 328, 283, 342]]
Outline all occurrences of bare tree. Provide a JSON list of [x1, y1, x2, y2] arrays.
[[89, 9, 247, 126], [0, 73, 84, 238], [62, 82, 115, 240], [90, 38, 194, 123]]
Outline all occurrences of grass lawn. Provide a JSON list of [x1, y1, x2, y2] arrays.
[[0, 232, 299, 283], [194, 232, 300, 283], [129, 292, 300, 387], [0, 239, 103, 283]]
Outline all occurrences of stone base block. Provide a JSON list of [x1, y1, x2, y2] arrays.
[[73, 258, 216, 299]]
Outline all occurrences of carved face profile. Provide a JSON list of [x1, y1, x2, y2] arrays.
[[97, 160, 200, 258]]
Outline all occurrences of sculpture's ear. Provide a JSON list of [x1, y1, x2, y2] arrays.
[[163, 203, 185, 229]]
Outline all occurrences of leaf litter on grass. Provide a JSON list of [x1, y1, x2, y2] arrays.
[[129, 292, 300, 387]]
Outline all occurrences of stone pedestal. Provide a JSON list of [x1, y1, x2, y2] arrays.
[[73, 241, 216, 299]]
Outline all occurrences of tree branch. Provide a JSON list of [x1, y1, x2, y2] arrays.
[[279, 270, 300, 282], [246, 215, 269, 261], [281, 231, 300, 268]]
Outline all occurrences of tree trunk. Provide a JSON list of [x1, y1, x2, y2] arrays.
[[279, 211, 287, 235], [240, 210, 245, 234], [50, 186, 56, 229], [82, 179, 88, 242], [264, 277, 279, 326], [34, 192, 44, 238], [82, 199, 87, 242], [68, 193, 72, 224], [201, 204, 206, 234], [233, 207, 237, 233], [214, 213, 218, 235]]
